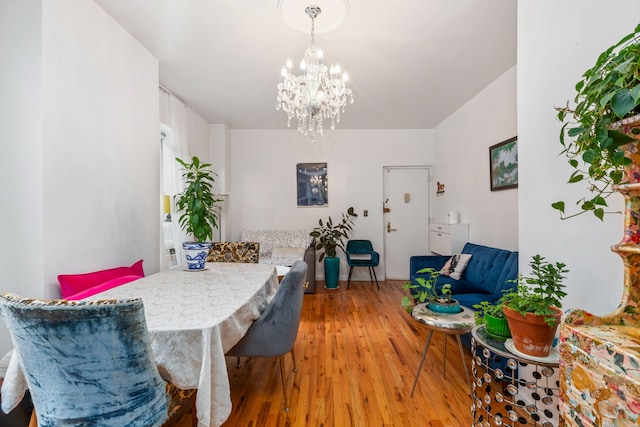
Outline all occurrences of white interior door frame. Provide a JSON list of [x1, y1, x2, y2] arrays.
[[382, 166, 431, 280]]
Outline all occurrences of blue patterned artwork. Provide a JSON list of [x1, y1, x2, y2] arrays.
[[297, 163, 328, 206]]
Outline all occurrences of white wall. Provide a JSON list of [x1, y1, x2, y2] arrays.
[[228, 129, 434, 280], [518, 1, 640, 315], [433, 67, 518, 251], [0, 0, 44, 357], [0, 0, 161, 356]]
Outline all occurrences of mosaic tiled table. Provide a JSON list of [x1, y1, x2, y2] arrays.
[[471, 325, 560, 427]]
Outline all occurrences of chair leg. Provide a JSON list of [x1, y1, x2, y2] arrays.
[[190, 393, 198, 427], [290, 346, 297, 372], [347, 266, 354, 289], [371, 266, 380, 290], [279, 355, 289, 412]]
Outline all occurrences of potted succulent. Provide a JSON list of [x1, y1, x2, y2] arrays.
[[501, 255, 568, 357], [401, 267, 461, 314], [175, 156, 222, 270], [553, 23, 640, 220], [473, 299, 510, 339], [310, 207, 358, 289]]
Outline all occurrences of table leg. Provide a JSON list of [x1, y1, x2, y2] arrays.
[[411, 330, 434, 397], [456, 334, 473, 395], [443, 333, 447, 378]]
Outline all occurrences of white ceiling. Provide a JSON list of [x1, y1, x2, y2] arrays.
[[94, 0, 517, 130]]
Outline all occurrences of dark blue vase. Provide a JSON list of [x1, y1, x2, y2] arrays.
[[324, 257, 340, 289]]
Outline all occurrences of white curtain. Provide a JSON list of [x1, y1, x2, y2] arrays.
[[160, 89, 190, 269]]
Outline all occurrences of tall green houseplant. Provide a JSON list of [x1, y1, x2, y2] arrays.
[[310, 207, 357, 289], [554, 24, 640, 220], [175, 156, 222, 242], [175, 156, 222, 270]]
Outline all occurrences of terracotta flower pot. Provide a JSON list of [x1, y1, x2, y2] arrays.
[[503, 305, 561, 357]]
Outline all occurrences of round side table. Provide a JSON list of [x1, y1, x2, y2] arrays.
[[471, 325, 560, 427], [410, 303, 475, 397]]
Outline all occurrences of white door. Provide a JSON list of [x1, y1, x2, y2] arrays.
[[383, 167, 430, 279]]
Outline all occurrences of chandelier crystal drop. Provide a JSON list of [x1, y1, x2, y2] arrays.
[[276, 5, 354, 141]]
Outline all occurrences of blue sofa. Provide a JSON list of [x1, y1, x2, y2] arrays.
[[409, 242, 518, 310]]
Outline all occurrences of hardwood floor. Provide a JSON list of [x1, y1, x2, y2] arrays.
[[177, 280, 474, 427]]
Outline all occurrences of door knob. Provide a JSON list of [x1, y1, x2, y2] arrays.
[[387, 222, 397, 233]]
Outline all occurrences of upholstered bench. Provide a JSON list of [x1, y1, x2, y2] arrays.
[[240, 229, 316, 293]]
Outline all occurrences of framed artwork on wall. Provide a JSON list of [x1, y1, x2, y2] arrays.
[[489, 136, 518, 191], [297, 163, 328, 206]]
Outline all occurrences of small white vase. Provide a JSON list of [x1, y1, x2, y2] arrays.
[[182, 242, 211, 270]]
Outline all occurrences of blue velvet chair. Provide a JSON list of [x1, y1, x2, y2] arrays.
[[0, 294, 196, 427], [345, 240, 380, 290], [226, 260, 307, 412]]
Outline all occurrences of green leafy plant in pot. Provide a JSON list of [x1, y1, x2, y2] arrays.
[[175, 156, 222, 270], [473, 298, 510, 339], [553, 24, 640, 220], [310, 207, 357, 289], [502, 255, 568, 357], [401, 267, 461, 314]]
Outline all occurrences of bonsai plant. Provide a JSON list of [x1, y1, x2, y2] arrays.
[[175, 156, 222, 270], [310, 207, 357, 289], [401, 267, 460, 314], [553, 23, 640, 220], [473, 299, 510, 339], [502, 254, 568, 356]]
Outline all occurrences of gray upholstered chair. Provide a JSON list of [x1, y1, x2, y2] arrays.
[[0, 294, 196, 427], [206, 241, 260, 263], [226, 260, 307, 412]]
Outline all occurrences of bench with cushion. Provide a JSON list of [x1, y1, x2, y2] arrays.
[[240, 229, 316, 293]]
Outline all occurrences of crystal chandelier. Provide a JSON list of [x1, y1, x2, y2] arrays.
[[276, 5, 354, 141]]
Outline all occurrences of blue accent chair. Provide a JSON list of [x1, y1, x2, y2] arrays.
[[0, 294, 196, 427], [345, 240, 380, 290], [226, 260, 308, 413]]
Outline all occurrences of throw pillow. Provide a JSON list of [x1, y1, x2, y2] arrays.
[[58, 260, 144, 298], [441, 254, 472, 280], [65, 275, 142, 300]]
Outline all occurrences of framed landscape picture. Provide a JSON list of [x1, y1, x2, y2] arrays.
[[489, 136, 518, 191]]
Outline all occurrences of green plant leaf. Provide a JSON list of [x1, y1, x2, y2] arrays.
[[551, 201, 565, 213], [594, 207, 605, 220], [611, 89, 636, 118]]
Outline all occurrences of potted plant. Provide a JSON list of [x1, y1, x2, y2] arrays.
[[401, 267, 461, 314], [175, 156, 222, 270], [501, 255, 568, 357], [553, 23, 640, 220], [473, 299, 510, 339], [310, 207, 357, 289]]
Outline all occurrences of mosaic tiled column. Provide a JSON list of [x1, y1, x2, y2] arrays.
[[560, 114, 640, 427]]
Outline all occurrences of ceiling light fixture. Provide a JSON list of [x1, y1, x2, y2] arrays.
[[276, 5, 354, 141]]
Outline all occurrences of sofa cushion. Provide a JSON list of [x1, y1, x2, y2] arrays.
[[271, 247, 306, 259], [240, 229, 312, 258], [460, 243, 512, 295], [58, 260, 144, 298]]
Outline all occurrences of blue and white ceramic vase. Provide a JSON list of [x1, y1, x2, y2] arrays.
[[182, 242, 211, 270]]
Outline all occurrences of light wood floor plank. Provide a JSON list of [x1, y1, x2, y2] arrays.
[[176, 280, 473, 427]]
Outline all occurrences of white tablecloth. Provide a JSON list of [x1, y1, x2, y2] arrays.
[[2, 262, 279, 427]]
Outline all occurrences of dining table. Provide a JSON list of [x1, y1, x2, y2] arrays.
[[1, 262, 280, 427]]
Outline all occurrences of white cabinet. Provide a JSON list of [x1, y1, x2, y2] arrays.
[[429, 223, 469, 255]]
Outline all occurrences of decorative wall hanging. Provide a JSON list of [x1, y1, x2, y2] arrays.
[[297, 163, 328, 206], [490, 136, 518, 191]]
